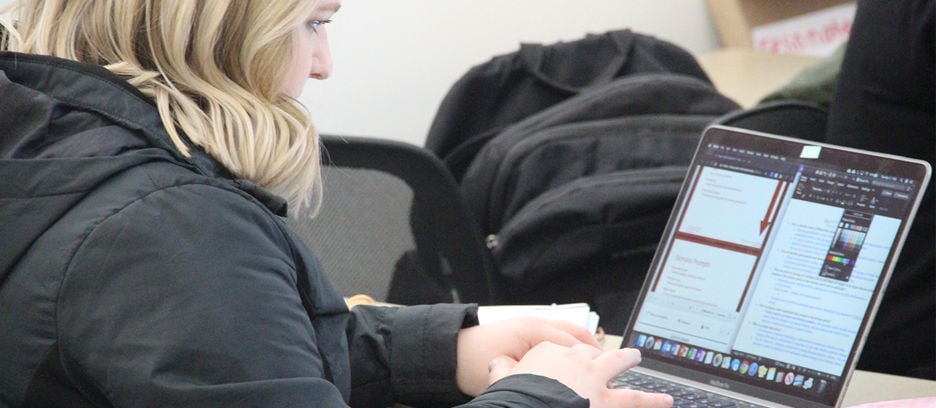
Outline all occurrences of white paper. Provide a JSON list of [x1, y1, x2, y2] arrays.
[[478, 303, 601, 334]]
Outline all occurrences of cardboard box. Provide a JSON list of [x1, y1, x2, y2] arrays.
[[707, 0, 855, 55]]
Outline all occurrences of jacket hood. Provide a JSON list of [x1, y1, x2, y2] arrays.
[[0, 52, 286, 276]]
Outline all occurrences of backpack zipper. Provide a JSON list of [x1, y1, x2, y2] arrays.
[[485, 234, 499, 249]]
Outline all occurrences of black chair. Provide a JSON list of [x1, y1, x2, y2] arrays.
[[712, 99, 829, 142], [286, 135, 499, 305]]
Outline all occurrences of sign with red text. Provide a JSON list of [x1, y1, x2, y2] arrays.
[[751, 2, 856, 56]]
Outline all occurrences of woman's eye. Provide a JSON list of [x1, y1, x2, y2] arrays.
[[307, 19, 332, 33]]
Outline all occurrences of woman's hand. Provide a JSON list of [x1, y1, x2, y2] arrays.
[[455, 317, 600, 396], [489, 343, 674, 408]]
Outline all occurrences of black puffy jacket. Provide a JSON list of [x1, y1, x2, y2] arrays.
[[0, 52, 585, 408]]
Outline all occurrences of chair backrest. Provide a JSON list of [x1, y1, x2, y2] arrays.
[[286, 135, 498, 305]]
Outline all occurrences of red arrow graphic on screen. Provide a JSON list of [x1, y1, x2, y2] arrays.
[[760, 181, 784, 234]]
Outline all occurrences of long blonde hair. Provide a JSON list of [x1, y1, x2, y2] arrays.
[[1, 0, 322, 213]]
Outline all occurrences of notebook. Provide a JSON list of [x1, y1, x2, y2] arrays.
[[614, 125, 931, 408]]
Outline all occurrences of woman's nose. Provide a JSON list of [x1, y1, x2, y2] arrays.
[[309, 40, 333, 80]]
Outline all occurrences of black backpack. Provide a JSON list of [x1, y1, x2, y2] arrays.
[[425, 29, 713, 182]]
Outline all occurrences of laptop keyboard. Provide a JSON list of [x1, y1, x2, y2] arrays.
[[612, 371, 766, 408]]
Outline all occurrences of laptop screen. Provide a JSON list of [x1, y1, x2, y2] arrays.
[[622, 126, 930, 407]]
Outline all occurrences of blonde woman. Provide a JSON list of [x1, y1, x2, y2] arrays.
[[0, 1, 673, 407]]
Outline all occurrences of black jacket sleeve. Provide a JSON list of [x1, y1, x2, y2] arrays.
[[347, 304, 477, 407], [460, 375, 587, 408]]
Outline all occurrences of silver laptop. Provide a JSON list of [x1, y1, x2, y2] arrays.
[[615, 125, 931, 407]]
